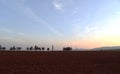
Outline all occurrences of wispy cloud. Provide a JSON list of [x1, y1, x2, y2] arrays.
[[0, 28, 25, 36], [0, 28, 13, 34], [52, 0, 74, 11], [115, 11, 120, 15], [73, 15, 120, 42], [73, 7, 79, 14], [17, 32, 25, 36], [13, 0, 63, 37], [53, 0, 64, 11], [72, 22, 100, 40], [0, 28, 26, 46]]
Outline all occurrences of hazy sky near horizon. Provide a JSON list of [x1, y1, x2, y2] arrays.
[[0, 0, 120, 49]]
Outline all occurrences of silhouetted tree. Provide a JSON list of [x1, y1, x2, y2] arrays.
[[42, 47, 45, 51], [34, 45, 38, 51], [2, 47, 6, 50], [9, 46, 16, 51], [13, 46, 16, 50], [27, 47, 29, 51], [38, 47, 41, 51], [30, 47, 33, 51], [10, 47, 13, 51], [47, 48, 50, 51], [0, 45, 6, 51]]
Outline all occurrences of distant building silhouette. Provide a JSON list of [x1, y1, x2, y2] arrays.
[[17, 47, 21, 50], [63, 47, 72, 51]]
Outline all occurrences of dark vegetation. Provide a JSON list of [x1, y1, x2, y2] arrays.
[[0, 45, 54, 51], [0, 51, 120, 74], [0, 45, 6, 50], [63, 47, 72, 51], [0, 45, 72, 51]]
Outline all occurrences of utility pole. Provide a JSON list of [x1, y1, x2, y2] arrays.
[[52, 45, 54, 51], [0, 45, 1, 50]]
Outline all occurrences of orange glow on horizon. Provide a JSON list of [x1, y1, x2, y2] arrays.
[[69, 36, 120, 49]]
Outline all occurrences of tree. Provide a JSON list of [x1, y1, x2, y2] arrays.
[[42, 47, 45, 51], [47, 48, 50, 51], [13, 46, 16, 50], [34, 45, 38, 51], [2, 47, 6, 50], [27, 47, 29, 51], [10, 47, 13, 51], [38, 47, 41, 51], [30, 47, 33, 51]]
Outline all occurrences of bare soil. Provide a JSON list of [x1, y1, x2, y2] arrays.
[[0, 51, 120, 74]]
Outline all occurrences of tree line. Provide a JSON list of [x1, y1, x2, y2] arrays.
[[0, 45, 54, 51], [0, 45, 72, 51]]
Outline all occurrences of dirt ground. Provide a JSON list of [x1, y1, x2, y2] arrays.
[[0, 51, 120, 74]]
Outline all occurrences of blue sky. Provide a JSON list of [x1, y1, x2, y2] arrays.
[[0, 0, 120, 50]]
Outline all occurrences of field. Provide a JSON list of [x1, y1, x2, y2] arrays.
[[0, 51, 120, 74]]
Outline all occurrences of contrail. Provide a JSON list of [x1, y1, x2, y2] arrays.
[[4, 0, 63, 37]]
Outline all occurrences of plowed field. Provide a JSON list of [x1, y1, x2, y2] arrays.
[[0, 51, 120, 74]]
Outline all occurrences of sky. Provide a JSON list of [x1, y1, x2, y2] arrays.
[[0, 0, 120, 50]]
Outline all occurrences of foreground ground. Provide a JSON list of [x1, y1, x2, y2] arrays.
[[0, 51, 120, 74]]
